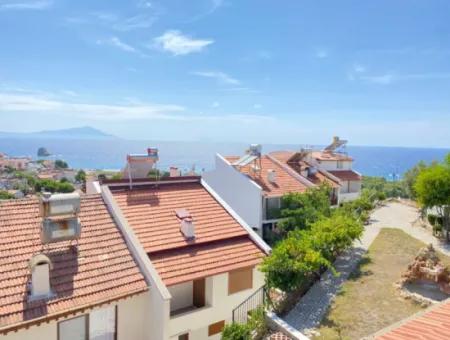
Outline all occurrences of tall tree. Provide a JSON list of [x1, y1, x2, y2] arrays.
[[415, 154, 450, 240]]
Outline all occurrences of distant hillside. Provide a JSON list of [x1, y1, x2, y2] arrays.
[[0, 126, 117, 140]]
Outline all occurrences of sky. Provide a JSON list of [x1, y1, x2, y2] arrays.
[[0, 0, 450, 148]]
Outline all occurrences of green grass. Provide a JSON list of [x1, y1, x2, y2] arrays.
[[314, 228, 450, 340]]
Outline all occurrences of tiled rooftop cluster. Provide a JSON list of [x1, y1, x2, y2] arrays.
[[0, 195, 148, 332], [111, 180, 266, 286]]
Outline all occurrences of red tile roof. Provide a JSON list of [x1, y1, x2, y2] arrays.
[[375, 299, 450, 340], [110, 181, 266, 286], [0, 195, 148, 333], [270, 151, 340, 188], [225, 155, 309, 197], [312, 151, 353, 161], [150, 236, 264, 286], [328, 170, 361, 181]]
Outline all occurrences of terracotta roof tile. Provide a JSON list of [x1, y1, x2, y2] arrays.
[[375, 299, 450, 340], [312, 151, 353, 161], [150, 236, 264, 286], [0, 195, 148, 332], [225, 155, 309, 197], [269, 151, 340, 188], [328, 170, 361, 181], [110, 181, 266, 286]]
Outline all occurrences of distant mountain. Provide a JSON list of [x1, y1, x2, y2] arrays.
[[0, 126, 117, 140]]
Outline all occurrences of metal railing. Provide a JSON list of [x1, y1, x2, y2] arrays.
[[232, 286, 266, 324]]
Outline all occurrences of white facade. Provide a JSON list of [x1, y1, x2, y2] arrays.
[[3, 293, 151, 340], [203, 154, 263, 234], [315, 160, 352, 171], [168, 267, 265, 340]]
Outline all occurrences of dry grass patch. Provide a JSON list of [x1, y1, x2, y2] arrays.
[[314, 228, 450, 340]]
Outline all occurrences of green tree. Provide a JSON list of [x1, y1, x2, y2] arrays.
[[278, 185, 331, 234], [54, 159, 69, 169], [260, 230, 332, 292], [415, 155, 450, 240], [403, 161, 427, 199], [0, 190, 15, 200], [221, 323, 251, 340], [75, 169, 86, 183]]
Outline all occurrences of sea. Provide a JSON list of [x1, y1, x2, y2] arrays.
[[0, 138, 448, 179]]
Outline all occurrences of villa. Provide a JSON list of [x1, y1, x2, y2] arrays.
[[203, 137, 362, 239], [0, 148, 269, 340]]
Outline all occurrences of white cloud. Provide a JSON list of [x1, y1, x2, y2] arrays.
[[0, 0, 51, 10], [154, 30, 214, 56], [191, 71, 240, 85], [361, 74, 394, 84], [0, 91, 273, 124], [353, 64, 366, 73], [360, 72, 450, 85], [97, 37, 144, 56], [211, 101, 220, 108], [112, 14, 156, 31], [61, 90, 78, 97], [315, 48, 328, 59]]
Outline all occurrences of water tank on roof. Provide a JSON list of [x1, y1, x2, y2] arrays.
[[40, 192, 81, 244]]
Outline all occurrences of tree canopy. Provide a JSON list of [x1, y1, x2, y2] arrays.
[[415, 154, 450, 239]]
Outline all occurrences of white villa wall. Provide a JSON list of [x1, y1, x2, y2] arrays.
[[169, 281, 194, 312], [349, 180, 361, 193], [203, 154, 263, 233], [318, 160, 352, 171], [168, 266, 265, 340], [3, 293, 150, 340]]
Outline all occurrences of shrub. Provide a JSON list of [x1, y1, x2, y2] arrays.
[[278, 185, 331, 234], [248, 307, 268, 339], [54, 159, 69, 169], [428, 214, 443, 227], [0, 190, 15, 200], [221, 323, 251, 340]]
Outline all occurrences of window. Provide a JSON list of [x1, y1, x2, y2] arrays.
[[178, 333, 189, 340], [208, 320, 225, 336], [337, 161, 343, 169], [58, 306, 117, 340], [58, 316, 87, 340], [228, 267, 253, 295]]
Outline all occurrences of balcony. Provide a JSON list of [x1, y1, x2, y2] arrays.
[[169, 278, 210, 318]]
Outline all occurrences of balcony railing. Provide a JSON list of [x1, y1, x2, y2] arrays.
[[232, 286, 266, 324]]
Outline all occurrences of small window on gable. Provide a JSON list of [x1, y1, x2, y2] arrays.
[[178, 333, 189, 340], [228, 267, 253, 295]]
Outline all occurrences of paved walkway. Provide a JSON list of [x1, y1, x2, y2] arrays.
[[282, 201, 449, 336]]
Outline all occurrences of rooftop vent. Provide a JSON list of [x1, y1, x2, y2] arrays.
[[308, 166, 318, 176], [176, 208, 195, 240], [28, 254, 54, 301], [40, 192, 81, 244], [267, 169, 276, 183]]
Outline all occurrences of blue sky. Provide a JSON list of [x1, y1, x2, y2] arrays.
[[1, 0, 450, 147]]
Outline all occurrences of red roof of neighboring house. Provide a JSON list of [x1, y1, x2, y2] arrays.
[[312, 151, 353, 161], [328, 170, 362, 181], [270, 151, 340, 188], [0, 195, 148, 333], [110, 180, 266, 286], [375, 299, 450, 340], [225, 155, 309, 197]]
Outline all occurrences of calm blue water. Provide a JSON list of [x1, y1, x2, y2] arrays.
[[0, 138, 448, 178]]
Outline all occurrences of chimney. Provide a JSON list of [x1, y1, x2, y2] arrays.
[[176, 208, 195, 240], [267, 169, 276, 183], [169, 166, 181, 177], [28, 254, 53, 301]]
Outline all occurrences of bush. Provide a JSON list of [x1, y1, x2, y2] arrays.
[[55, 159, 69, 169], [428, 214, 443, 227], [0, 190, 15, 200], [248, 307, 268, 339], [221, 323, 251, 340], [278, 185, 332, 234]]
